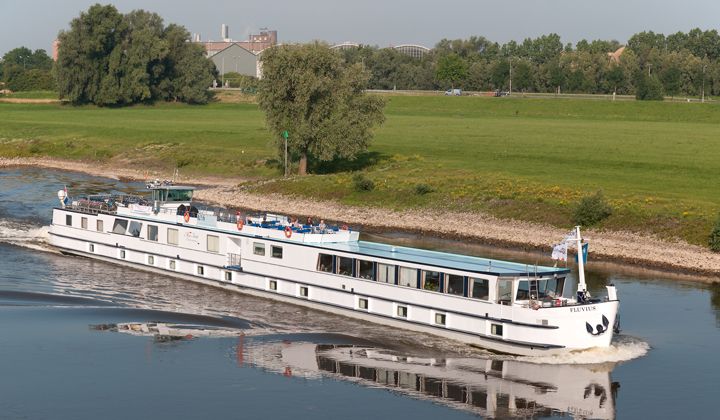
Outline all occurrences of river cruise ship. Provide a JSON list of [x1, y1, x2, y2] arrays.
[[48, 182, 620, 356]]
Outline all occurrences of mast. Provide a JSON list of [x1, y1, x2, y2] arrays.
[[575, 225, 587, 296]]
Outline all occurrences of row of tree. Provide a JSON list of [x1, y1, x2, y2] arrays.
[[0, 47, 54, 91], [338, 29, 720, 99], [55, 4, 216, 105]]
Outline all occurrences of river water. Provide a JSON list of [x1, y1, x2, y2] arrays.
[[0, 168, 718, 419]]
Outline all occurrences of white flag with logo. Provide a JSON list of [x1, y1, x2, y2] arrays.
[[551, 242, 568, 261]]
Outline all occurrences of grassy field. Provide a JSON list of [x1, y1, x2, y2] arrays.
[[0, 90, 59, 99], [1, 95, 719, 245]]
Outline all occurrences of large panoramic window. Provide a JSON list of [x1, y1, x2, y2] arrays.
[[357, 260, 375, 280], [469, 278, 489, 300], [422, 270, 441, 292], [398, 267, 417, 288], [147, 225, 158, 242], [317, 253, 333, 272], [377, 263, 395, 284], [127, 221, 142, 237], [336, 256, 353, 276], [207, 235, 219, 253], [446, 274, 464, 296], [112, 219, 128, 234], [497, 280, 513, 305], [167, 228, 178, 245]]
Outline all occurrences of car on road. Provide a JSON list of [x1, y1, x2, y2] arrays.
[[445, 88, 462, 96]]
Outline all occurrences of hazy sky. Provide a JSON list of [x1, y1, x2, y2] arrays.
[[1, 0, 720, 56]]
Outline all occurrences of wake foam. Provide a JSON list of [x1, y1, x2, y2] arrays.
[[0, 219, 53, 252], [513, 335, 650, 365]]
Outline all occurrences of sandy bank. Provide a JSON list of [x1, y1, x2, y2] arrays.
[[3, 157, 719, 281]]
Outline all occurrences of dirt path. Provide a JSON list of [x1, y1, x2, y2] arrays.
[[0, 98, 61, 104], [3, 157, 719, 281]]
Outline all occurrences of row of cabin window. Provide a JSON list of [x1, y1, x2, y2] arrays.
[[107, 218, 221, 253], [316, 253, 490, 300]]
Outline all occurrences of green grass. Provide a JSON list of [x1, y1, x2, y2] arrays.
[[0, 90, 59, 99], [1, 95, 719, 246]]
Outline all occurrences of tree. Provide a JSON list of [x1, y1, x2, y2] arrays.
[[258, 43, 385, 175], [490, 60, 510, 89], [635, 73, 664, 100], [512, 60, 533, 92], [660, 65, 682, 97], [55, 4, 214, 105], [435, 53, 468, 89], [606, 64, 625, 94]]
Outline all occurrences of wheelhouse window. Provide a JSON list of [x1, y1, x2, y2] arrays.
[[166, 189, 193, 202], [317, 253, 333, 272], [127, 221, 142, 237], [147, 225, 158, 242], [446, 274, 464, 296], [271, 246, 283, 259], [422, 270, 441, 292], [253, 242, 265, 256], [336, 256, 353, 276], [96, 219, 104, 232], [357, 260, 375, 280], [377, 263, 395, 284], [167, 228, 178, 245], [516, 280, 531, 300], [497, 279, 513, 305], [207, 235, 219, 253], [398, 267, 418, 288], [469, 278, 489, 300], [516, 278, 566, 300], [81, 217, 88, 229], [65, 215, 72, 226], [112, 219, 128, 234]]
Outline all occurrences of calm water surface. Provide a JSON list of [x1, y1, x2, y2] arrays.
[[0, 168, 718, 419]]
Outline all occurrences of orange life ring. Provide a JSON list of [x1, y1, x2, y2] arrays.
[[284, 226, 292, 238], [183, 211, 190, 223], [237, 219, 244, 230], [341, 224, 349, 231]]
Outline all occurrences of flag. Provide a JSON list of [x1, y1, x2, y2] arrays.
[[564, 230, 577, 244], [551, 242, 568, 261], [575, 242, 589, 264]]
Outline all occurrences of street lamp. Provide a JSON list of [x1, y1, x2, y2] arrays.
[[508, 56, 512, 95], [702, 63, 707, 103]]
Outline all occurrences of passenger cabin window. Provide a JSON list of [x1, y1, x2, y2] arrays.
[[336, 256, 353, 276], [65, 215, 72, 226], [197, 265, 204, 276], [377, 263, 395, 284], [96, 219, 104, 232], [112, 219, 128, 234], [357, 260, 375, 280], [446, 274, 464, 296], [271, 246, 283, 259], [422, 270, 441, 292], [167, 228, 178, 245], [253, 242, 265, 256], [398, 267, 418, 288], [497, 279, 513, 305], [469, 278, 489, 300], [147, 225, 158, 242], [128, 221, 142, 237], [169, 260, 176, 270], [435, 313, 446, 325], [396, 305, 408, 318], [317, 253, 333, 272], [207, 235, 219, 253], [81, 217, 88, 229]]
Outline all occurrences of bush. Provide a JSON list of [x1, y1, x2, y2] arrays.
[[573, 191, 612, 227], [709, 215, 720, 252], [352, 173, 375, 192], [414, 183, 433, 195]]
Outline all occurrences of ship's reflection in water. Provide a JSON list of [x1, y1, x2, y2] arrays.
[[239, 339, 619, 419]]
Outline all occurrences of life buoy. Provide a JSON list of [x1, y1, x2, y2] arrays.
[[183, 211, 190, 223], [341, 224, 349, 231], [284, 226, 292, 238], [237, 219, 244, 230], [554, 298, 562, 307]]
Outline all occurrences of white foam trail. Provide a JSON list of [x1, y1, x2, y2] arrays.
[[0, 219, 55, 252], [514, 335, 650, 365]]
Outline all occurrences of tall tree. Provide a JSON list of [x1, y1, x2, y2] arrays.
[[258, 43, 385, 175], [435, 53, 468, 89]]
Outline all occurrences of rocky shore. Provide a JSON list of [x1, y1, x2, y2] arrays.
[[3, 157, 719, 281]]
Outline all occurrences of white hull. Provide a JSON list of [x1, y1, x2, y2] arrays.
[[49, 206, 619, 356]]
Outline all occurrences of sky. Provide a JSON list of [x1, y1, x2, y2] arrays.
[[1, 0, 720, 56]]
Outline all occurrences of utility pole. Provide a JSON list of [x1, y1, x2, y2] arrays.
[[509, 57, 512, 95], [282, 131, 289, 176], [702, 63, 707, 103]]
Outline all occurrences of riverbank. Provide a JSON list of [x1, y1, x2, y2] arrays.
[[2, 157, 719, 281]]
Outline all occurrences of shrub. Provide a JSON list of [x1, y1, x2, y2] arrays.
[[414, 183, 434, 195], [573, 191, 612, 227], [352, 173, 375, 192], [709, 215, 720, 252]]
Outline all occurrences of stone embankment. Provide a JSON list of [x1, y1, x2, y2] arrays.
[[3, 157, 719, 281]]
